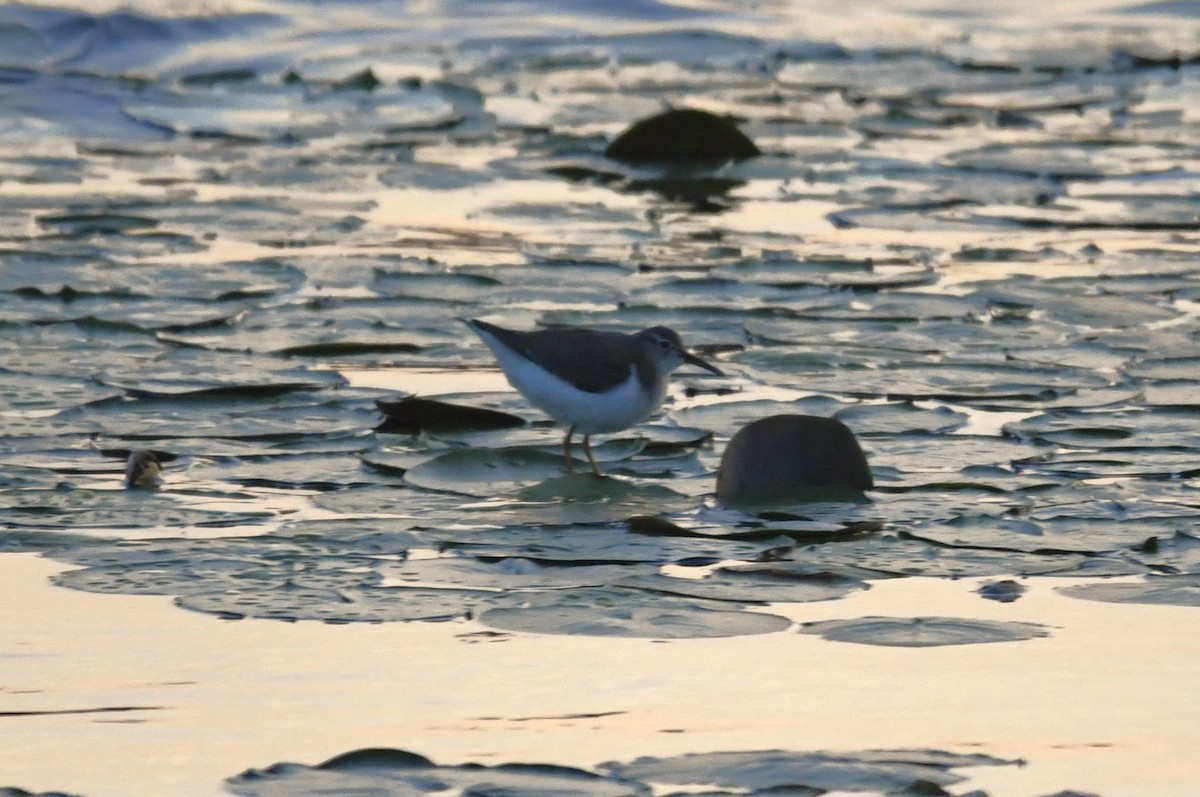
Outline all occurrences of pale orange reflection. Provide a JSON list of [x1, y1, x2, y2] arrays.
[[4, 554, 1200, 797]]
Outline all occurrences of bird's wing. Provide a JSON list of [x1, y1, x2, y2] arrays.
[[520, 327, 635, 394]]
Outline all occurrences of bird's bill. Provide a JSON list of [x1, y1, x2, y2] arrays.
[[684, 350, 724, 376]]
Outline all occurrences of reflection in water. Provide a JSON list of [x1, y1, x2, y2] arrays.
[[5, 555, 1200, 797]]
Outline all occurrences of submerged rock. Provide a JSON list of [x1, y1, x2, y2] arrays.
[[605, 108, 760, 164], [716, 414, 873, 504]]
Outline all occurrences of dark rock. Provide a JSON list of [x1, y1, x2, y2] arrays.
[[716, 414, 873, 504], [605, 108, 760, 164]]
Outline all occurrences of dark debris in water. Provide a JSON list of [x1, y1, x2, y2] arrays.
[[375, 396, 525, 435], [976, 579, 1027, 603]]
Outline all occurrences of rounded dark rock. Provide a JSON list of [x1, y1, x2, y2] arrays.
[[716, 414, 873, 504], [604, 108, 760, 164]]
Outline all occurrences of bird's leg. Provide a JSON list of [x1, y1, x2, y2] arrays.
[[562, 425, 576, 474], [582, 434, 603, 477]]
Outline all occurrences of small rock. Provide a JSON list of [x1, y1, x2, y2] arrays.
[[716, 414, 872, 504], [605, 108, 760, 164], [976, 579, 1027, 603]]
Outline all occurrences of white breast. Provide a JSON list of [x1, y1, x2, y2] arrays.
[[493, 348, 664, 434]]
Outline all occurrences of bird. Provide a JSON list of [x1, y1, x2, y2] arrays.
[[125, 450, 163, 489], [463, 318, 723, 475]]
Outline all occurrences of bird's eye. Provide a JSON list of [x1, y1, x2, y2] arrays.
[[658, 338, 672, 349]]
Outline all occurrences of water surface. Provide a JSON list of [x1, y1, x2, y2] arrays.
[[2, 0, 1200, 794]]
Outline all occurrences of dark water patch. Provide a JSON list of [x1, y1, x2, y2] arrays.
[[119, 380, 338, 401], [798, 615, 1050, 646], [179, 68, 257, 88], [0, 147, 87, 184], [625, 513, 879, 545], [37, 212, 159, 236], [271, 340, 424, 358], [358, 449, 436, 478], [0, 704, 160, 718]]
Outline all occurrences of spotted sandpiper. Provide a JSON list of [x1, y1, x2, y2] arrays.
[[464, 319, 723, 475]]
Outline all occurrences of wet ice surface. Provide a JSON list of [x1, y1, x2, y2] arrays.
[[2, 0, 1200, 794]]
